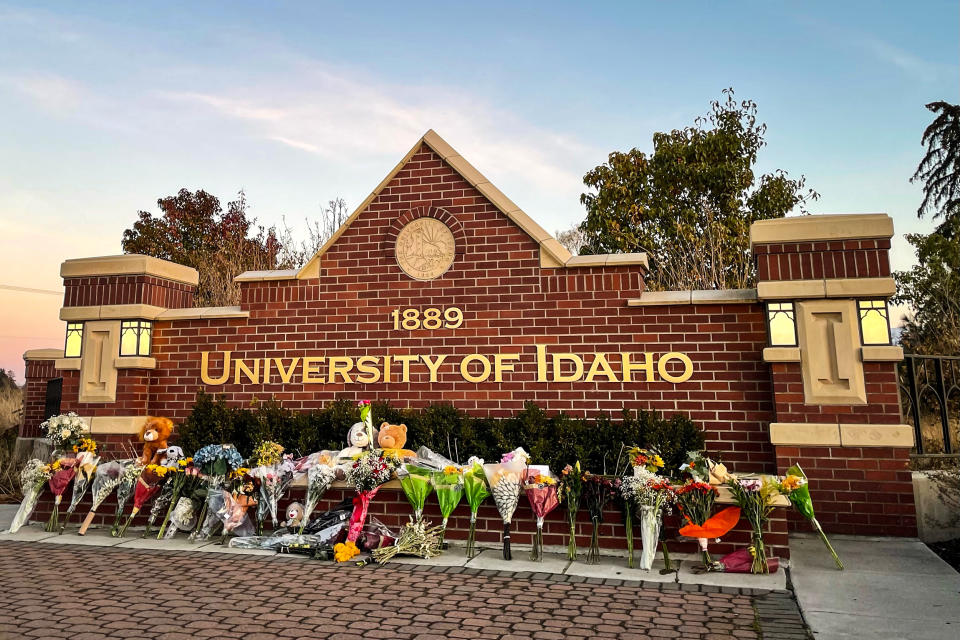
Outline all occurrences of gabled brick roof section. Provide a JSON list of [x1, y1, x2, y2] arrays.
[[235, 130, 647, 282]]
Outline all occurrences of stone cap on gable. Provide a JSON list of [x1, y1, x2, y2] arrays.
[[749, 213, 894, 248], [232, 130, 648, 283], [61, 254, 199, 287]]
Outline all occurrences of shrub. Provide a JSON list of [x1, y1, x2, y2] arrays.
[[175, 392, 704, 476]]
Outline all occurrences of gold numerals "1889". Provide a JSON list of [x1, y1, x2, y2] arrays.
[[390, 307, 463, 330]]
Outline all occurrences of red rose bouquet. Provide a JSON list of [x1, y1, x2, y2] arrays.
[[676, 481, 739, 570], [582, 472, 619, 564]]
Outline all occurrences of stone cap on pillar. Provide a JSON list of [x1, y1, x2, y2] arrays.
[[749, 213, 894, 247]]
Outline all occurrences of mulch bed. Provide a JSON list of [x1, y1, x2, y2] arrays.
[[927, 538, 960, 572]]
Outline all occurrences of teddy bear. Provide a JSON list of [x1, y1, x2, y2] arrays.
[[138, 417, 174, 466], [377, 422, 416, 459], [338, 421, 379, 462]]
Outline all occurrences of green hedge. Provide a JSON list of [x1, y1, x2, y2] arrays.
[[177, 392, 704, 479]]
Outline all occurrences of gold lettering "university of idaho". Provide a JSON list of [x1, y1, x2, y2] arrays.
[[199, 346, 693, 385]]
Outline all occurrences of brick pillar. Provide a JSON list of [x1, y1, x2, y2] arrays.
[[751, 214, 916, 536]]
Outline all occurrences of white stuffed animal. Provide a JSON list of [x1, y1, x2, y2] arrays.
[[338, 422, 378, 462], [159, 446, 185, 468]]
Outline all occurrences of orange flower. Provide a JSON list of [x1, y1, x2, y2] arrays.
[[334, 540, 360, 563]]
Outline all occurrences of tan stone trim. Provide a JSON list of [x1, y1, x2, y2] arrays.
[[861, 346, 904, 362], [61, 254, 199, 286], [23, 348, 63, 361], [758, 277, 896, 301], [60, 304, 166, 321], [155, 306, 249, 321], [839, 424, 914, 448], [770, 422, 841, 446], [626, 288, 757, 307], [565, 253, 650, 268], [749, 213, 894, 247], [796, 299, 867, 405], [78, 320, 120, 404], [233, 269, 299, 283], [691, 289, 757, 304], [757, 279, 827, 300], [763, 347, 801, 363], [824, 277, 896, 298], [539, 243, 565, 268], [86, 416, 149, 435], [114, 357, 157, 370], [54, 358, 81, 370]]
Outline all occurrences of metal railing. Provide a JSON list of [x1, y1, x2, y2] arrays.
[[899, 355, 960, 454]]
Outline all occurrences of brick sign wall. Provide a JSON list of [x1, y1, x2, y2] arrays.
[[20, 131, 916, 537]]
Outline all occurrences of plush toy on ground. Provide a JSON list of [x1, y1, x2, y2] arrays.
[[282, 502, 305, 530], [377, 422, 416, 459], [138, 417, 174, 466]]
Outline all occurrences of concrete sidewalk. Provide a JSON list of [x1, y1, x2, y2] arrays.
[[790, 533, 960, 640]]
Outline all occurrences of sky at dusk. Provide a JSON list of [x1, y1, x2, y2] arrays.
[[1, 1, 958, 382]]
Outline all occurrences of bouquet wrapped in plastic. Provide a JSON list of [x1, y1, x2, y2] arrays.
[[483, 448, 528, 560], [398, 464, 434, 524], [431, 466, 464, 546], [726, 476, 777, 574], [110, 461, 143, 536], [163, 497, 199, 539], [299, 451, 338, 534], [249, 448, 296, 532], [217, 489, 257, 539], [560, 462, 585, 561], [462, 458, 489, 558], [676, 481, 739, 570], [620, 468, 675, 569], [523, 468, 559, 561], [157, 461, 201, 539], [78, 460, 126, 535], [337, 451, 393, 562], [44, 457, 78, 532], [143, 475, 176, 538], [190, 444, 244, 538], [778, 464, 843, 570], [8, 459, 52, 534], [117, 464, 169, 537], [60, 448, 100, 533]]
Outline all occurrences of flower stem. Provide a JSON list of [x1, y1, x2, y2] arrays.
[[812, 517, 844, 570]]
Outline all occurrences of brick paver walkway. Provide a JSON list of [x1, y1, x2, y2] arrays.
[[0, 541, 808, 640]]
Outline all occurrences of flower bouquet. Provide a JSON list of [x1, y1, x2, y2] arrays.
[[155, 458, 201, 538], [42, 412, 89, 453], [778, 464, 843, 570], [299, 452, 338, 534], [676, 481, 739, 570], [110, 461, 143, 536], [523, 468, 559, 561], [582, 472, 619, 564], [372, 519, 443, 564], [249, 442, 296, 532], [217, 484, 258, 541], [8, 459, 52, 534], [561, 462, 585, 561], [726, 476, 777, 574], [78, 460, 125, 535], [60, 448, 100, 533], [143, 473, 176, 538], [431, 465, 464, 547], [117, 464, 169, 537], [628, 447, 665, 475], [462, 458, 490, 558], [620, 468, 675, 569], [483, 448, 528, 560], [679, 450, 711, 483], [190, 444, 244, 539], [44, 457, 78, 532], [341, 450, 394, 561], [398, 464, 434, 524]]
